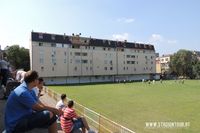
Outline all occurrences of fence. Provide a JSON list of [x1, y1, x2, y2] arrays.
[[44, 87, 135, 133]]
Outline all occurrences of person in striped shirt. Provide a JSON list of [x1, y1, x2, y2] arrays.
[[60, 100, 92, 133]]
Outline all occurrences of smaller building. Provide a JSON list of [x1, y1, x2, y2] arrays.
[[156, 54, 172, 79]]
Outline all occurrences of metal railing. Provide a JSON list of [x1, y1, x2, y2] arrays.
[[44, 87, 135, 133]]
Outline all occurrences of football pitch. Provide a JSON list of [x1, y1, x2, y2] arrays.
[[48, 80, 200, 133]]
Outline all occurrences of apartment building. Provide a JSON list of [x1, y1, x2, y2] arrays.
[[30, 32, 156, 84], [156, 58, 161, 74], [156, 55, 171, 74]]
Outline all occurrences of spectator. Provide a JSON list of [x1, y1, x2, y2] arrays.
[[32, 77, 44, 100], [4, 70, 63, 133], [56, 94, 67, 110], [15, 69, 26, 83], [0, 59, 9, 87], [61, 100, 93, 133]]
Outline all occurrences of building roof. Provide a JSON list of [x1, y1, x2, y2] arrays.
[[31, 32, 155, 51]]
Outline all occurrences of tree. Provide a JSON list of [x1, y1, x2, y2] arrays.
[[193, 61, 200, 79], [5, 45, 30, 71], [170, 49, 198, 79]]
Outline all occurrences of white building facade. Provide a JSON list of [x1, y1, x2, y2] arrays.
[[30, 32, 156, 85]]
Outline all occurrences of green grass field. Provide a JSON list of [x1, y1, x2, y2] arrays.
[[48, 80, 200, 133]]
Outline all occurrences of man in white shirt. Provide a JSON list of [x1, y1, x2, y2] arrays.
[[56, 94, 67, 110]]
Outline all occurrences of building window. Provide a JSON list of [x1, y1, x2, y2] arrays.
[[93, 47, 95, 50], [39, 42, 43, 46], [82, 53, 87, 56], [110, 67, 113, 70], [52, 67, 54, 71], [51, 35, 55, 40], [51, 58, 56, 65], [75, 52, 81, 56], [75, 59, 80, 63], [74, 66, 77, 71], [51, 43, 56, 47], [104, 67, 107, 70], [64, 59, 67, 63], [72, 45, 80, 49], [41, 66, 44, 71], [131, 55, 135, 58], [39, 34, 43, 39], [81, 60, 88, 63], [39, 58, 44, 64], [56, 43, 62, 48]]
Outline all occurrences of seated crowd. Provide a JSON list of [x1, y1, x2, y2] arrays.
[[3, 70, 94, 133]]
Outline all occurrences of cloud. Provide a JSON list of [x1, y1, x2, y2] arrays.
[[112, 33, 129, 41], [149, 34, 163, 42], [167, 40, 178, 44], [117, 18, 135, 23], [149, 34, 178, 45]]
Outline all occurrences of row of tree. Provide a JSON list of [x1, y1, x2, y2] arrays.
[[170, 49, 200, 79], [4, 45, 30, 71]]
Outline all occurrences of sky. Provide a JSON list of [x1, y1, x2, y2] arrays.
[[0, 0, 200, 55]]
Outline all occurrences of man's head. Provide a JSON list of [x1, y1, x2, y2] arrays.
[[61, 94, 67, 101], [24, 70, 39, 88], [37, 77, 44, 90], [67, 100, 74, 108]]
